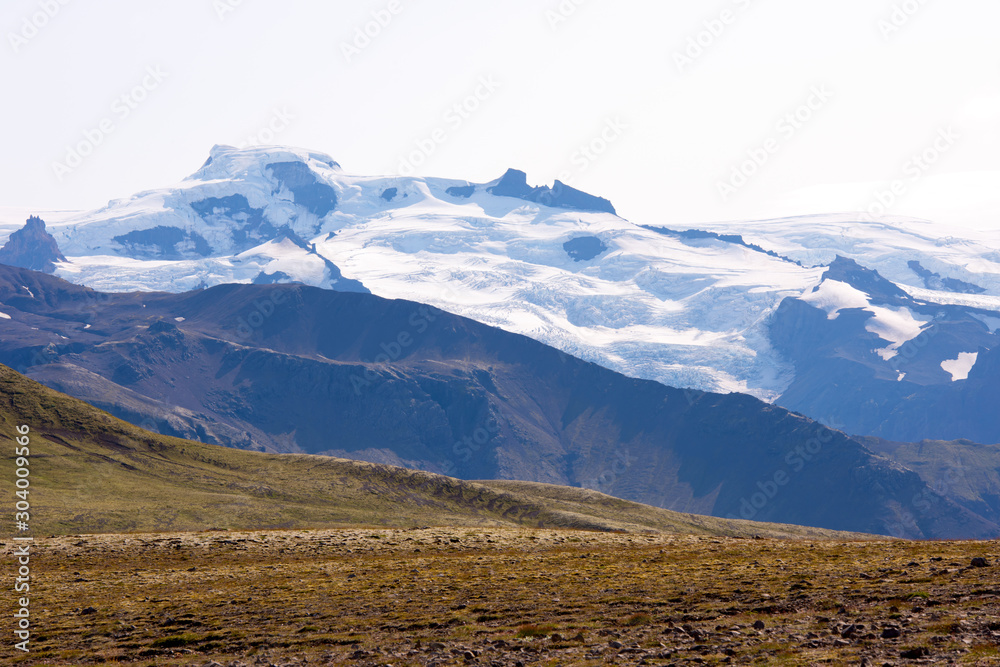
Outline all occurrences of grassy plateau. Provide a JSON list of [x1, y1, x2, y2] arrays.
[[1, 365, 998, 665]]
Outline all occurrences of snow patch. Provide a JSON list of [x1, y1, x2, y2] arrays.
[[941, 352, 979, 381], [865, 305, 931, 350], [877, 347, 899, 361], [797, 281, 933, 359], [799, 280, 870, 319]]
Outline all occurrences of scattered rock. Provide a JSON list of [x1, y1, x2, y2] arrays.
[[971, 557, 989, 568], [753, 620, 766, 630], [900, 646, 930, 659], [79, 606, 97, 615]]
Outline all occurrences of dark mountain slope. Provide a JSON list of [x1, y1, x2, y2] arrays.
[[772, 257, 1000, 443], [861, 435, 1000, 526], [0, 264, 995, 539], [4, 363, 863, 537]]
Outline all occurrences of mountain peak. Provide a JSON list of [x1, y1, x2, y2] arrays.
[[825, 255, 911, 305], [0, 216, 67, 273], [494, 168, 529, 189], [189, 144, 342, 183], [486, 168, 616, 214]]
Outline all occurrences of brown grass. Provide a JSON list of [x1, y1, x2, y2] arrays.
[[4, 527, 998, 665]]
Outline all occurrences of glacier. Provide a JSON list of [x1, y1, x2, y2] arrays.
[[2, 144, 998, 402]]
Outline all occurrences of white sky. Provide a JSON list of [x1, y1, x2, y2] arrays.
[[3, 0, 1000, 230]]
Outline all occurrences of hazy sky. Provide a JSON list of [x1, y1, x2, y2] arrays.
[[3, 0, 1000, 229]]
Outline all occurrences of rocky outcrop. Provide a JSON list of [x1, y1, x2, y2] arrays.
[[0, 216, 67, 273], [487, 169, 616, 214]]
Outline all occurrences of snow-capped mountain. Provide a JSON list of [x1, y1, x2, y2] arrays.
[[695, 213, 1000, 299], [770, 256, 1000, 442], [2, 144, 999, 443], [6, 262, 996, 538], [0, 145, 826, 400]]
